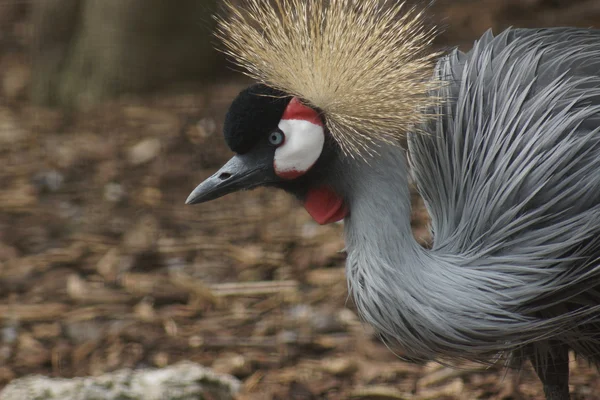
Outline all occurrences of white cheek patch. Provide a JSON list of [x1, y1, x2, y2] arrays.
[[274, 119, 325, 179]]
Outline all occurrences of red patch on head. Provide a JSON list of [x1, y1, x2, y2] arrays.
[[282, 97, 323, 126], [304, 186, 349, 225]]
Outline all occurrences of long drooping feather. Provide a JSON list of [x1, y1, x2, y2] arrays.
[[216, 0, 442, 157], [406, 28, 600, 364]]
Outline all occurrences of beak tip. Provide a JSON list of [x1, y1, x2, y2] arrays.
[[185, 194, 197, 205], [185, 153, 269, 206]]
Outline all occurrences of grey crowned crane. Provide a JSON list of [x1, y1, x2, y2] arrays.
[[185, 1, 600, 399]]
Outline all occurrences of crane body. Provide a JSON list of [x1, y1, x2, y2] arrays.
[[186, 2, 600, 398]]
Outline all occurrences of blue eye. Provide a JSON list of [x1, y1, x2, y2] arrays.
[[269, 130, 285, 146]]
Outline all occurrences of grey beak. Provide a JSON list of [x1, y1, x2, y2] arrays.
[[186, 153, 275, 205]]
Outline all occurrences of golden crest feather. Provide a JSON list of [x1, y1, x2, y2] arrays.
[[216, 0, 442, 157]]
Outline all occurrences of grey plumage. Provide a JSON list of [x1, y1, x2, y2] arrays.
[[338, 28, 600, 367]]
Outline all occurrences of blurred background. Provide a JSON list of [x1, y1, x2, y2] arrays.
[[1, 0, 600, 399]]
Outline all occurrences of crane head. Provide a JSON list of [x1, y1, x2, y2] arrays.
[[186, 0, 444, 225], [186, 83, 348, 225]]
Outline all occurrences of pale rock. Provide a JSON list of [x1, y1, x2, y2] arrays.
[[128, 138, 161, 165], [0, 362, 240, 400]]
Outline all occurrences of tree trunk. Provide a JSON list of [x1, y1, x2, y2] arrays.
[[31, 0, 221, 108]]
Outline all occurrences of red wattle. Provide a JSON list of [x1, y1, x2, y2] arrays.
[[303, 186, 349, 225], [277, 169, 304, 180]]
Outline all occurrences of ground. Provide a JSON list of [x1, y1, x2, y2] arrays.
[[1, 1, 600, 399]]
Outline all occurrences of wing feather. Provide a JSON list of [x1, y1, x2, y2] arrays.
[[408, 28, 600, 361]]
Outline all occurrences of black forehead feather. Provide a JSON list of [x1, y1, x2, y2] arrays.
[[224, 84, 292, 154]]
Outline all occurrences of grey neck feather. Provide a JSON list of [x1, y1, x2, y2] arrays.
[[336, 145, 455, 360], [342, 146, 418, 260], [334, 144, 588, 363]]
